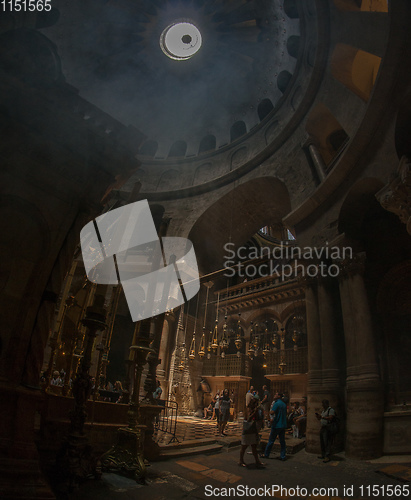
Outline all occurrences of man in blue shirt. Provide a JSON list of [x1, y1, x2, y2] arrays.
[[260, 392, 287, 461]]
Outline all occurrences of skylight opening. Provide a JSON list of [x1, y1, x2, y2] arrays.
[[160, 21, 202, 61]]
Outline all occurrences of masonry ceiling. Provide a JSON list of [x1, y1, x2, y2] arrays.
[[39, 0, 301, 154]]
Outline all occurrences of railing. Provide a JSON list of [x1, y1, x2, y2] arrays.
[[202, 353, 251, 377], [265, 347, 308, 375], [154, 400, 180, 444], [217, 274, 299, 304]]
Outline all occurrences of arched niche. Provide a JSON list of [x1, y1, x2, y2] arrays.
[[277, 70, 293, 94], [168, 140, 187, 158], [331, 43, 381, 102], [139, 140, 158, 157], [157, 169, 181, 191], [284, 0, 300, 18], [198, 135, 216, 154], [257, 98, 274, 122], [230, 121, 247, 142], [287, 35, 301, 59], [305, 103, 349, 165]]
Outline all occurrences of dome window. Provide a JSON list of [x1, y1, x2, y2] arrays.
[[160, 21, 202, 61]]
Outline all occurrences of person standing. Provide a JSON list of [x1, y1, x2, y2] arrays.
[[218, 388, 232, 436], [238, 397, 266, 468], [153, 381, 163, 423], [214, 390, 220, 427], [260, 392, 287, 461], [245, 386, 254, 407], [261, 385, 270, 424], [316, 399, 335, 463]]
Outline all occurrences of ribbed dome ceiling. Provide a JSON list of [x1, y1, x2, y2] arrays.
[[41, 0, 301, 155]]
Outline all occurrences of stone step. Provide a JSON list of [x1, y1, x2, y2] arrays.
[[159, 437, 217, 450], [158, 443, 224, 459], [260, 435, 306, 455]]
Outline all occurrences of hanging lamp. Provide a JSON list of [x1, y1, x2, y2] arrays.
[[210, 291, 220, 350], [234, 313, 243, 351]]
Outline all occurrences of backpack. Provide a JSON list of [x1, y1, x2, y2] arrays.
[[327, 408, 340, 435], [256, 405, 265, 430]]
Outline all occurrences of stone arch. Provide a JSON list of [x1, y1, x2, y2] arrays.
[[188, 177, 292, 273], [157, 170, 181, 191], [247, 309, 281, 326], [338, 177, 385, 239]]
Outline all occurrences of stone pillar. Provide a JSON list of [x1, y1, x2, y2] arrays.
[[338, 253, 384, 459], [306, 142, 327, 182], [157, 311, 177, 398], [317, 275, 344, 451], [304, 277, 323, 453]]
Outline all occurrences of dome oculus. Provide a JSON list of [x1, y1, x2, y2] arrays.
[[160, 21, 202, 61]]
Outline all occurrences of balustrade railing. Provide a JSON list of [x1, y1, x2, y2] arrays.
[[265, 347, 308, 375], [202, 354, 251, 377]]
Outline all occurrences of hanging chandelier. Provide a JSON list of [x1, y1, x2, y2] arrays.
[[189, 333, 196, 359], [179, 342, 186, 372], [210, 291, 220, 350], [234, 313, 243, 351], [247, 321, 255, 359], [219, 316, 229, 354], [198, 283, 212, 359], [198, 326, 206, 358]]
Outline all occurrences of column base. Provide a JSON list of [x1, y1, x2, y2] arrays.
[[139, 404, 162, 461], [100, 426, 146, 483], [346, 385, 384, 460]]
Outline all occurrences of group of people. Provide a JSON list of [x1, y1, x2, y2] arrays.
[[239, 388, 337, 467], [203, 388, 235, 437]]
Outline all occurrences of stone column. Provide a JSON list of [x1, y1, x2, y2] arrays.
[[304, 276, 323, 453], [317, 275, 344, 451], [157, 311, 177, 398], [305, 141, 326, 182], [338, 253, 384, 459]]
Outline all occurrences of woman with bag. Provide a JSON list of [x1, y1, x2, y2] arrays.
[[238, 397, 266, 468]]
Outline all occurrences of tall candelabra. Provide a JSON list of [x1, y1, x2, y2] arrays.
[[56, 294, 107, 490], [100, 321, 154, 483]]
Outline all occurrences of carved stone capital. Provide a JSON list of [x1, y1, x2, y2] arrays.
[[376, 155, 411, 235], [334, 252, 366, 279]]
